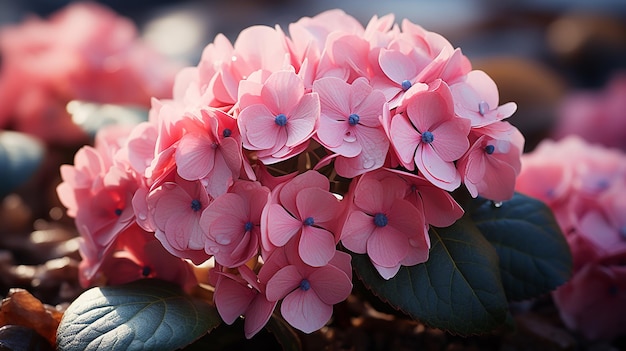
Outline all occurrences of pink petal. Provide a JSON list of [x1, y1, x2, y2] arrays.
[[373, 263, 401, 280], [295, 187, 340, 226], [415, 144, 460, 191], [417, 185, 464, 227], [299, 226, 336, 267], [244, 294, 277, 339], [239, 104, 283, 150], [285, 93, 319, 147], [313, 76, 351, 117], [367, 226, 410, 268], [266, 265, 301, 301], [378, 48, 418, 84], [262, 70, 304, 115], [175, 134, 216, 180], [309, 265, 352, 305], [389, 114, 420, 169], [267, 204, 302, 247], [215, 277, 255, 324], [430, 119, 470, 162], [316, 115, 350, 150], [405, 84, 453, 133], [280, 289, 332, 334], [352, 177, 385, 214], [340, 211, 375, 253]]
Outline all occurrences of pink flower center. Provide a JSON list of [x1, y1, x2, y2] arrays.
[[303, 216, 315, 226], [222, 128, 232, 138], [348, 113, 360, 126], [478, 100, 489, 116], [401, 80, 412, 91], [299, 279, 311, 291], [191, 199, 202, 212], [485, 145, 495, 154], [421, 131, 434, 144], [114, 208, 123, 216], [274, 113, 288, 127], [373, 213, 388, 227]]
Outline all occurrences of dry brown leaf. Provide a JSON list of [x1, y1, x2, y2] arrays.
[[0, 289, 63, 347]]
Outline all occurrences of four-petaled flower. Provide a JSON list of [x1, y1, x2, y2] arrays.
[[389, 79, 470, 191]]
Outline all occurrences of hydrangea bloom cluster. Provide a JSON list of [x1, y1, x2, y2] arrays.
[[515, 136, 626, 340], [0, 2, 179, 144], [57, 10, 523, 337]]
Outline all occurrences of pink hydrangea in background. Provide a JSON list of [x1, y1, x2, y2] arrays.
[[516, 136, 626, 340], [0, 2, 180, 145], [57, 9, 523, 337], [553, 72, 626, 151]]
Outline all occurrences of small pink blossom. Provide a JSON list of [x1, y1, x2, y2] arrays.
[[449, 70, 517, 127], [175, 108, 243, 198], [237, 70, 320, 164], [389, 79, 470, 191], [263, 246, 352, 334], [57, 125, 141, 283], [94, 224, 197, 290], [148, 175, 212, 264], [341, 171, 429, 279], [371, 168, 463, 228], [213, 264, 277, 339], [457, 122, 524, 202], [264, 171, 342, 267], [200, 180, 270, 268], [313, 77, 389, 177]]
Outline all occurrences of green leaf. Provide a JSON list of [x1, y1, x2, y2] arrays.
[[351, 218, 509, 335], [468, 192, 572, 301], [56, 279, 221, 351], [0, 131, 44, 197]]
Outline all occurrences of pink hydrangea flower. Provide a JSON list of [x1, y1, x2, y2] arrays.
[[94, 224, 197, 290], [341, 171, 429, 279], [389, 79, 470, 191], [262, 245, 352, 334], [449, 70, 517, 127], [194, 25, 289, 110], [175, 107, 243, 198], [213, 264, 277, 339], [237, 70, 320, 164], [457, 121, 524, 202], [148, 175, 212, 264], [313, 77, 389, 177], [370, 168, 463, 228], [264, 171, 342, 267], [57, 125, 141, 282], [200, 180, 270, 268]]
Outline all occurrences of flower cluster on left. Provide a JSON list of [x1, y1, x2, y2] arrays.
[[57, 9, 524, 337]]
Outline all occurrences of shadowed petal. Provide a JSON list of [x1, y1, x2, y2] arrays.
[[266, 265, 301, 301], [299, 226, 336, 267], [281, 289, 332, 334], [267, 204, 302, 247], [309, 265, 352, 305]]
